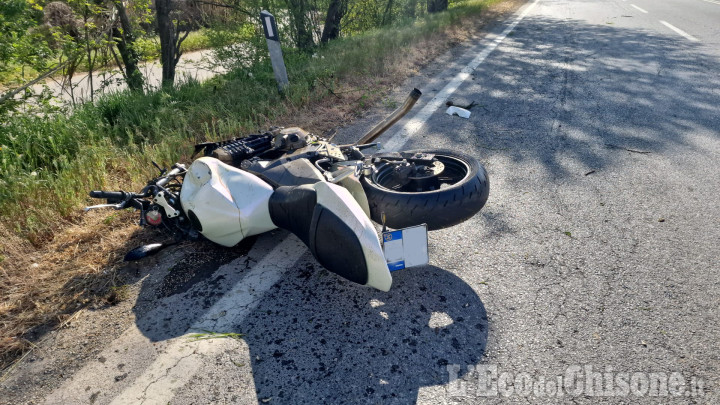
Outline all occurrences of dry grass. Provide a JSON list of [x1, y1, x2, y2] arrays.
[[0, 0, 525, 374], [0, 210, 159, 372], [274, 0, 522, 134]]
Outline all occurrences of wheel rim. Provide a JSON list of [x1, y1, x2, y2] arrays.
[[371, 154, 471, 193]]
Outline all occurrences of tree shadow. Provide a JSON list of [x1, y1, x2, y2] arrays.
[[130, 238, 488, 404], [37, 12, 717, 400], [237, 264, 488, 404], [14, 226, 255, 353], [418, 14, 719, 179], [14, 226, 162, 344], [1, 225, 178, 372]]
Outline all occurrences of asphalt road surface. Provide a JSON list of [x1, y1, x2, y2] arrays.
[[2, 0, 719, 403]]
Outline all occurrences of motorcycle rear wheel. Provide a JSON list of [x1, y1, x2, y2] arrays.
[[361, 150, 489, 230]]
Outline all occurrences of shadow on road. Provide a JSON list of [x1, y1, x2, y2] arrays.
[[131, 247, 487, 404], [122, 14, 720, 405], [432, 15, 719, 179], [238, 264, 488, 403]]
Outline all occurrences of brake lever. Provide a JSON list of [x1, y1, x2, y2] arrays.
[[152, 160, 167, 176], [84, 203, 124, 212]]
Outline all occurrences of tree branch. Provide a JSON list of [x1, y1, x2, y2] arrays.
[[175, 31, 190, 65], [0, 62, 70, 105], [190, 0, 255, 18]]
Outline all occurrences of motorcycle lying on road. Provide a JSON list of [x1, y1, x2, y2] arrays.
[[86, 89, 489, 291]]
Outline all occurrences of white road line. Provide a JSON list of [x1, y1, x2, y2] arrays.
[[44, 235, 306, 405], [701, 0, 720, 5], [381, 0, 541, 152], [630, 4, 648, 13], [109, 236, 307, 405], [660, 20, 699, 41]]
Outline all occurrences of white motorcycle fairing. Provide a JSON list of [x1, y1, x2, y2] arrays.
[[180, 157, 392, 291], [268, 182, 392, 291], [179, 157, 276, 246], [312, 182, 392, 291]]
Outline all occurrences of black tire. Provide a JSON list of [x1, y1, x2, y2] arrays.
[[361, 149, 489, 230]]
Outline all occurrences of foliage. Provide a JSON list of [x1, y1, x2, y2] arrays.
[[0, 0, 446, 93], [0, 0, 53, 74], [206, 21, 265, 71], [0, 0, 495, 234], [0, 0, 511, 378], [344, 0, 385, 33]]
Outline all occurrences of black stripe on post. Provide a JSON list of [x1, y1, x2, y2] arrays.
[[260, 11, 279, 41]]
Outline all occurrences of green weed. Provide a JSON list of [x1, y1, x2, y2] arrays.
[[187, 330, 244, 342]]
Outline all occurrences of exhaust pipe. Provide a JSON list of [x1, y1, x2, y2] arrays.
[[354, 88, 422, 145]]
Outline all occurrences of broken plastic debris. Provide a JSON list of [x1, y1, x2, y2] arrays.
[[446, 106, 471, 118]]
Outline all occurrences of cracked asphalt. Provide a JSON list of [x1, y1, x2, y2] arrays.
[[2, 0, 719, 403]]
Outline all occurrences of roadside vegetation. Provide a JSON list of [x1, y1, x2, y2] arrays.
[[0, 29, 214, 87], [0, 0, 521, 375]]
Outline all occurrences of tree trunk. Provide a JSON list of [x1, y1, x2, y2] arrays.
[[426, 0, 448, 13], [320, 0, 346, 43], [404, 0, 418, 18], [113, 1, 143, 91], [381, 0, 395, 25], [84, 8, 94, 102], [155, 0, 177, 86], [286, 0, 314, 50]]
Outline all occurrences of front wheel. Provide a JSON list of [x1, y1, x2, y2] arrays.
[[361, 150, 489, 230]]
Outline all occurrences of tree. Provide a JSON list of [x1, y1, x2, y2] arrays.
[[111, 0, 144, 91], [426, 0, 447, 13], [43, 0, 145, 101], [320, 0, 346, 43], [381, 0, 395, 25], [155, 0, 190, 86], [404, 0, 419, 18], [1, 0, 149, 108], [284, 0, 314, 50], [0, 0, 51, 75]]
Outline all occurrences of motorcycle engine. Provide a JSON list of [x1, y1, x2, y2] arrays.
[[272, 127, 310, 151]]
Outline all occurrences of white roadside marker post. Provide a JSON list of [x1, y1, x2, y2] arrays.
[[260, 10, 289, 92]]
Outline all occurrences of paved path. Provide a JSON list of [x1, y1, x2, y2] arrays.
[[32, 49, 225, 106]]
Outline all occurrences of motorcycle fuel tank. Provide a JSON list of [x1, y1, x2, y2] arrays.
[[180, 157, 276, 246]]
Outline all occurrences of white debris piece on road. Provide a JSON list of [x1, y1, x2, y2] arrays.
[[445, 106, 472, 118]]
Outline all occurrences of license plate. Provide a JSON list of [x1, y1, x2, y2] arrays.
[[382, 224, 429, 271]]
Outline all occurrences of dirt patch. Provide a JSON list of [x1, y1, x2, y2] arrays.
[[0, 210, 159, 374], [0, 0, 526, 376]]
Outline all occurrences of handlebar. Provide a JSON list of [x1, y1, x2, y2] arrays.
[[155, 165, 184, 188], [89, 164, 185, 200], [86, 163, 185, 212], [89, 190, 134, 201], [87, 190, 147, 211]]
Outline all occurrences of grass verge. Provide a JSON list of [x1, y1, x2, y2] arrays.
[[0, 0, 524, 374]]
